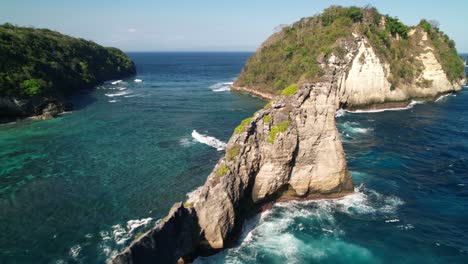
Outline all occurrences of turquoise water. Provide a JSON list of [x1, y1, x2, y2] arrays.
[[1, 53, 468, 263], [0, 52, 264, 263]]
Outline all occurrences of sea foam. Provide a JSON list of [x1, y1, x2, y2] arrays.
[[346, 100, 422, 114], [99, 217, 156, 261], [105, 91, 131, 97], [196, 185, 396, 263], [210, 82, 233, 92], [191, 130, 227, 151]]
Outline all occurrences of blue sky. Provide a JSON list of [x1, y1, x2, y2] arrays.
[[1, 0, 467, 52]]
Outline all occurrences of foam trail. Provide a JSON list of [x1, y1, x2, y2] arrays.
[[435, 93, 455, 102], [105, 91, 130, 97], [192, 130, 227, 151], [210, 82, 233, 92], [99, 217, 155, 261], [335, 109, 346, 117], [134, 79, 143, 83], [346, 100, 422, 114]]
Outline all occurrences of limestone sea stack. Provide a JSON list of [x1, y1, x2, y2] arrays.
[[112, 6, 465, 264]]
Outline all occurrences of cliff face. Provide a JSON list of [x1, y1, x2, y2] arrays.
[[112, 45, 355, 264], [233, 7, 466, 107], [0, 24, 136, 122], [338, 32, 463, 110]]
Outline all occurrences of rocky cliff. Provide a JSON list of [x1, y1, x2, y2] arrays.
[[112, 43, 355, 264], [112, 6, 466, 264], [337, 31, 464, 110], [233, 7, 466, 109], [0, 24, 136, 122]]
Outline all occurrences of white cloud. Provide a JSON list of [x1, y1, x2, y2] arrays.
[[127, 28, 137, 33]]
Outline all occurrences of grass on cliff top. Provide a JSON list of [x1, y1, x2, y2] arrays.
[[263, 114, 271, 124], [234, 117, 253, 134], [281, 84, 298, 96], [268, 121, 290, 143], [236, 6, 365, 93], [235, 6, 464, 93]]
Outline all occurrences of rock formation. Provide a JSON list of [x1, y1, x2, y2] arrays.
[[112, 35, 356, 264], [338, 33, 464, 110]]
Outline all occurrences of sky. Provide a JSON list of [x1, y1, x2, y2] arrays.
[[1, 0, 467, 52]]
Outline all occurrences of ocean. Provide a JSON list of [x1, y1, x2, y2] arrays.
[[0, 52, 467, 263]]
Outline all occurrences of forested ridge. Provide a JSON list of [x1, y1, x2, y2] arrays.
[[0, 23, 135, 98]]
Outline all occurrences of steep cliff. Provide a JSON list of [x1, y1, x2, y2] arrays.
[[112, 40, 356, 263], [0, 24, 136, 122], [233, 6, 466, 109]]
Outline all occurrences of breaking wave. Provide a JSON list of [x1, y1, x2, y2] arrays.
[[346, 100, 423, 114], [338, 121, 372, 136], [99, 217, 155, 261], [210, 82, 233, 92], [134, 79, 143, 83], [105, 91, 131, 97], [335, 109, 346, 117], [435, 93, 456, 102], [196, 185, 403, 263], [191, 130, 226, 151]]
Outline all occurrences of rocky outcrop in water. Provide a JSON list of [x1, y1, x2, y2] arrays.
[[112, 39, 355, 264]]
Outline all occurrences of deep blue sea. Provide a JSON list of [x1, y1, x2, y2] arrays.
[[1, 53, 467, 263]]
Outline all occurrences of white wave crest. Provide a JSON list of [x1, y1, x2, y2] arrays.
[[108, 100, 119, 103], [105, 91, 131, 97], [134, 79, 143, 83], [99, 217, 155, 261], [346, 100, 422, 114], [197, 185, 396, 263], [69, 244, 82, 259], [339, 122, 371, 135], [210, 82, 233, 92], [335, 109, 346, 117], [179, 137, 195, 147], [435, 93, 455, 102], [191, 130, 226, 151], [111, 80, 122, 85]]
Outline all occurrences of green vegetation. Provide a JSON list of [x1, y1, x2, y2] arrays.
[[263, 114, 271, 124], [234, 117, 253, 134], [226, 145, 240, 160], [385, 16, 410, 38], [418, 19, 465, 83], [236, 6, 360, 93], [268, 121, 290, 143], [183, 202, 194, 208], [236, 6, 464, 94], [0, 24, 136, 98], [263, 101, 272, 109], [281, 84, 298, 96], [216, 164, 229, 177]]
